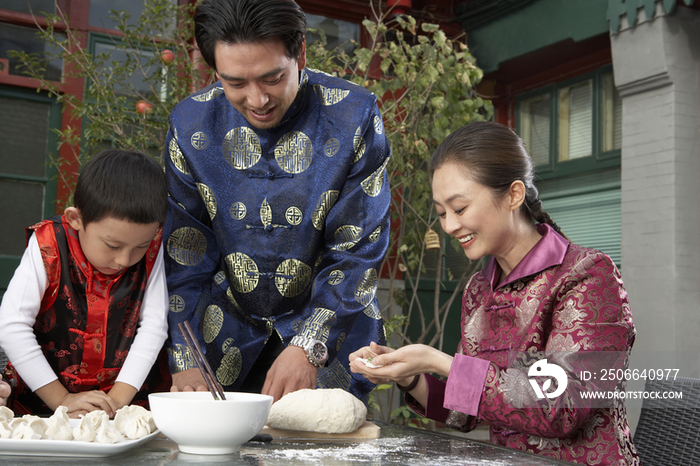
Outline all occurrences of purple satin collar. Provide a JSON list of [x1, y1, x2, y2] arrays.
[[483, 223, 569, 289]]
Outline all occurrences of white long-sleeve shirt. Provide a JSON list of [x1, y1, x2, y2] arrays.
[[0, 234, 169, 392]]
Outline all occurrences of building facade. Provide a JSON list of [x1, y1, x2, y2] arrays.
[[463, 0, 700, 431]]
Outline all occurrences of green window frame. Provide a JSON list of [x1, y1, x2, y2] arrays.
[[516, 66, 621, 180], [87, 32, 161, 100], [0, 86, 61, 296], [516, 65, 623, 267], [84, 32, 165, 158]]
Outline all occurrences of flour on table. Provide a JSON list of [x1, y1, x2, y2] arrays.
[[266, 388, 366, 434]]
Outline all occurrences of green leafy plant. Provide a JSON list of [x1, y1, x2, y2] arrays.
[[9, 0, 213, 196], [306, 6, 492, 424]]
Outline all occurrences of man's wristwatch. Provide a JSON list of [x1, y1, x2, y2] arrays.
[[289, 336, 328, 368]]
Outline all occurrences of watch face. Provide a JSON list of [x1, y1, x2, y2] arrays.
[[311, 342, 327, 361]]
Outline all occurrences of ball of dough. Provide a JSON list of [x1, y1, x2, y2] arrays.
[[267, 388, 367, 434]]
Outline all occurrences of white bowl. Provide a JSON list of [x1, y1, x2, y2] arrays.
[[148, 391, 273, 455]]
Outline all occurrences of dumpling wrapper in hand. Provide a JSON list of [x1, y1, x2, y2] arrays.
[[73, 416, 96, 442], [0, 406, 14, 423], [356, 357, 383, 368], [95, 421, 122, 444], [266, 388, 367, 434]]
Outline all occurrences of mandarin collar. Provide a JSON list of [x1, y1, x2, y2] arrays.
[[275, 68, 309, 128], [483, 223, 569, 290]]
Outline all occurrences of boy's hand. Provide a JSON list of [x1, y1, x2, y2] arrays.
[[59, 391, 119, 419], [36, 380, 118, 418], [107, 382, 137, 412], [0, 380, 11, 406]]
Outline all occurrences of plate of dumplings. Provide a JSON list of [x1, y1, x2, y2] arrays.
[[0, 405, 159, 457]]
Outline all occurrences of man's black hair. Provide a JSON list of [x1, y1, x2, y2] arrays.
[[73, 149, 168, 226], [194, 0, 307, 70]]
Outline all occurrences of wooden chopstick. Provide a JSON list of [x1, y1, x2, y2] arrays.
[[177, 322, 227, 400], [177, 322, 219, 399], [183, 321, 226, 400]]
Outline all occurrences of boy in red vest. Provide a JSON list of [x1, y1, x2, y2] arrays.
[[0, 150, 170, 418]]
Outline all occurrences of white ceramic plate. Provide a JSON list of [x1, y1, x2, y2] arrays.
[[0, 419, 158, 457]]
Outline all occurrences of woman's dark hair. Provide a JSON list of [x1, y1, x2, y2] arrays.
[[194, 0, 307, 71], [430, 121, 565, 237], [73, 150, 168, 226]]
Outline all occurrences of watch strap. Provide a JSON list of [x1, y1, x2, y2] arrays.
[[289, 336, 326, 367]]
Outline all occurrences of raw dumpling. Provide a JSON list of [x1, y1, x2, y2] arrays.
[[46, 407, 73, 441], [267, 388, 367, 434], [95, 421, 122, 444], [21, 415, 47, 438], [113, 405, 155, 439], [84, 410, 109, 430], [122, 416, 151, 440], [0, 406, 14, 422], [0, 420, 12, 439], [49, 406, 71, 423], [46, 419, 73, 441], [73, 416, 96, 442], [10, 418, 24, 430], [11, 423, 41, 440]]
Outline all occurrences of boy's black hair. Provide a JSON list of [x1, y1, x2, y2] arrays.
[[73, 150, 168, 226]]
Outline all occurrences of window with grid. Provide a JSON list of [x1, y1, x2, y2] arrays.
[[0, 88, 61, 295], [0, 1, 178, 295], [517, 67, 623, 266], [306, 13, 360, 59]]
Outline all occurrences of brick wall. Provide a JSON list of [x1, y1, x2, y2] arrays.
[[611, 3, 700, 431]]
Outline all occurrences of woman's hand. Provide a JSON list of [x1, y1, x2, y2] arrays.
[[349, 342, 396, 385], [349, 343, 454, 386]]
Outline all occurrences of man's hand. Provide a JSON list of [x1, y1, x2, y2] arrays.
[[171, 368, 208, 392], [262, 346, 317, 402]]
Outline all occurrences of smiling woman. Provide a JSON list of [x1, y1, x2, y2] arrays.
[[349, 121, 639, 465]]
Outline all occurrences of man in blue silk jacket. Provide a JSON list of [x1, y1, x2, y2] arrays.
[[163, 0, 391, 402]]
